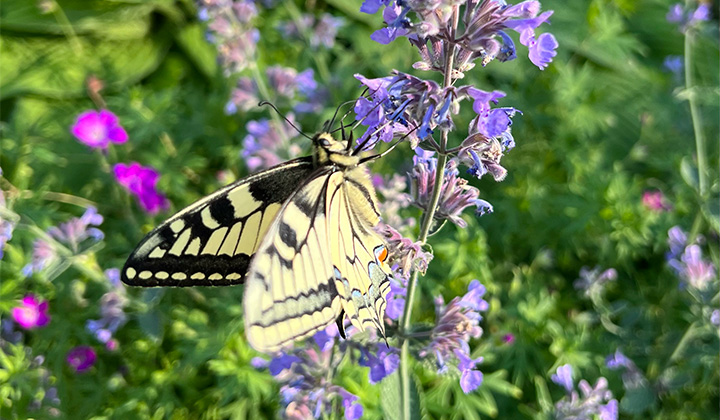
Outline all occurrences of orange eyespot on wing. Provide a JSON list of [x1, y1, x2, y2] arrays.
[[378, 247, 388, 263]]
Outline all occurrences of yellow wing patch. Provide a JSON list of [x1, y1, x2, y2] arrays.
[[243, 169, 391, 352]]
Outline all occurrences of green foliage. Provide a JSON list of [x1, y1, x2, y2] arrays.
[[1, 0, 718, 419]]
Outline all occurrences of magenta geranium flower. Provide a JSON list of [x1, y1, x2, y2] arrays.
[[11, 295, 50, 329], [71, 110, 128, 149], [66, 346, 97, 373], [113, 162, 169, 214]]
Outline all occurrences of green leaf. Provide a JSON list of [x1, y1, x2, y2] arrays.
[[703, 197, 720, 234], [175, 23, 218, 80], [380, 369, 421, 420], [620, 385, 656, 414], [0, 31, 170, 99], [680, 157, 699, 191], [0, 0, 161, 39]]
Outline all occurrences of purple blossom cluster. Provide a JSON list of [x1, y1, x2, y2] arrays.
[[11, 295, 51, 330], [27, 355, 60, 415], [22, 207, 104, 276], [199, 0, 260, 75], [362, 0, 558, 71], [242, 116, 305, 172], [66, 346, 97, 373], [252, 327, 365, 420], [666, 226, 716, 291], [85, 269, 127, 351], [354, 71, 519, 158], [226, 67, 323, 115], [418, 280, 489, 393], [551, 364, 618, 420], [410, 154, 493, 227], [666, 2, 711, 33], [114, 162, 170, 215], [280, 13, 344, 49], [70, 109, 169, 215], [372, 174, 414, 228], [71, 110, 128, 150], [377, 223, 433, 280]]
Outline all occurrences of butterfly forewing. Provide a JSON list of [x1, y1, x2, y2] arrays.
[[121, 158, 315, 287], [243, 167, 391, 352]]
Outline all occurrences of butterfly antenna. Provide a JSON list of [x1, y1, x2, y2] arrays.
[[258, 101, 312, 140], [328, 99, 358, 132], [358, 122, 421, 164]]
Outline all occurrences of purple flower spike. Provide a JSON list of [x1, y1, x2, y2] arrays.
[[71, 110, 128, 149], [66, 346, 97, 373], [11, 295, 51, 329], [551, 364, 574, 392], [113, 162, 169, 215]]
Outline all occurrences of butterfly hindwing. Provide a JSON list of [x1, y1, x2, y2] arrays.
[[243, 167, 391, 352], [121, 158, 315, 287]]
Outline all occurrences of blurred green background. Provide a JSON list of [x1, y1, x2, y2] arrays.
[[1, 0, 718, 419]]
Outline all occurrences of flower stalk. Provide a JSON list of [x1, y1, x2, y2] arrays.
[[399, 7, 459, 419], [683, 26, 707, 198]]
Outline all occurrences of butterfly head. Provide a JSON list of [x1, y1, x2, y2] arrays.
[[313, 132, 360, 168]]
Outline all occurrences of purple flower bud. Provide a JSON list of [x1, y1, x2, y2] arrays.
[[663, 55, 683, 76], [642, 190, 672, 212], [666, 4, 684, 23], [66, 346, 97, 373], [711, 310, 720, 326], [250, 357, 269, 369], [605, 349, 632, 370], [599, 399, 619, 420], [551, 364, 574, 392], [460, 369, 483, 393], [527, 32, 558, 70]]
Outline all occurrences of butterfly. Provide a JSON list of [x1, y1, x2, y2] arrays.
[[121, 132, 392, 352]]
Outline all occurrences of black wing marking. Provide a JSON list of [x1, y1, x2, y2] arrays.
[[121, 158, 315, 287]]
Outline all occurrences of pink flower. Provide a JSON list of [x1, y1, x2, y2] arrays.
[[642, 190, 671, 212], [66, 346, 97, 373], [71, 110, 128, 149], [113, 162, 169, 214], [11, 295, 50, 329]]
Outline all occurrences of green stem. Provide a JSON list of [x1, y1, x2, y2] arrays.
[[50, 0, 83, 55], [683, 27, 707, 197], [669, 321, 700, 362], [399, 7, 459, 419]]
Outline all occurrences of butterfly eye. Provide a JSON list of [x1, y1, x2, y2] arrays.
[[320, 137, 332, 147]]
